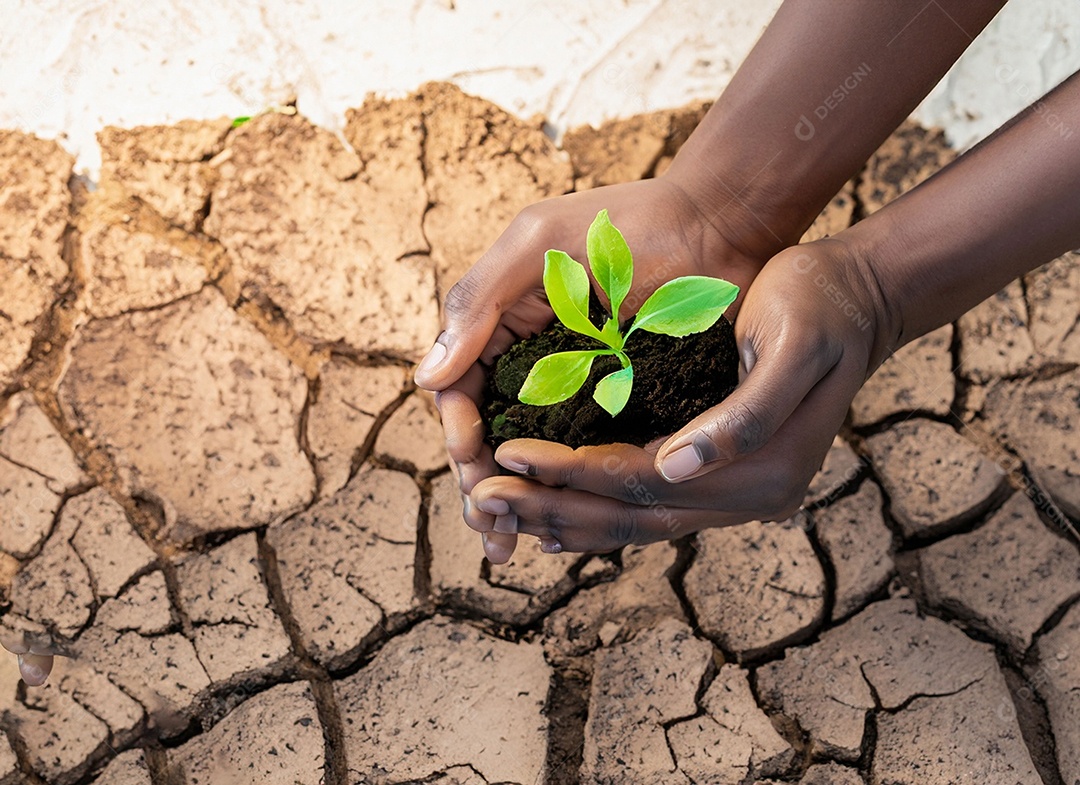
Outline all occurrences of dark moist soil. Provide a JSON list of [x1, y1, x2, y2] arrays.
[[483, 299, 740, 449]]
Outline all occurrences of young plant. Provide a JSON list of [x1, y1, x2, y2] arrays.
[[518, 209, 740, 416], [230, 104, 298, 128]]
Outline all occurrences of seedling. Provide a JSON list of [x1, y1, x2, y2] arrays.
[[518, 209, 739, 416], [230, 104, 298, 128]]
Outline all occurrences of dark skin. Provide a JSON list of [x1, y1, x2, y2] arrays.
[[466, 71, 1080, 556], [489, 68, 1080, 555], [416, 1, 1080, 563]]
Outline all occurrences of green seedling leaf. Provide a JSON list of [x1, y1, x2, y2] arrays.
[[593, 365, 634, 416], [544, 250, 604, 343], [599, 317, 623, 349], [231, 116, 252, 128], [524, 212, 736, 419], [587, 209, 633, 323], [628, 276, 740, 338], [519, 350, 607, 406]]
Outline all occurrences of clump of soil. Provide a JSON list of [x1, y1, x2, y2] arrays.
[[484, 301, 740, 449]]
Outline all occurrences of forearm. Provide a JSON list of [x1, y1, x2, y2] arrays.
[[843, 70, 1080, 358], [666, 0, 1006, 257]]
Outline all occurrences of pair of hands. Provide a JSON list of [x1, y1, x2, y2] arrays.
[[416, 176, 887, 563]]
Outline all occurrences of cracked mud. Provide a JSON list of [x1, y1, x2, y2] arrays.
[[1, 89, 1079, 785]]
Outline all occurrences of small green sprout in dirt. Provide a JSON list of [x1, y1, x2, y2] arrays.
[[518, 209, 740, 416], [230, 104, 298, 128]]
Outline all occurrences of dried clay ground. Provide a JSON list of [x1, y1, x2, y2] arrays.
[[1, 83, 1079, 785]]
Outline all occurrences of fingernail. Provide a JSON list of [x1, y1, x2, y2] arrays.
[[18, 654, 50, 687], [476, 497, 510, 516], [499, 457, 531, 474], [493, 513, 518, 534], [462, 495, 473, 517], [415, 341, 447, 380], [541, 539, 563, 554], [659, 443, 703, 482], [415, 334, 450, 383], [482, 533, 515, 564]]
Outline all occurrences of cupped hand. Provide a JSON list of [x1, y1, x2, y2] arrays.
[[466, 239, 891, 555], [415, 175, 778, 563]]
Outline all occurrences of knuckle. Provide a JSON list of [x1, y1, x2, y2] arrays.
[[509, 203, 555, 246], [591, 451, 648, 507], [616, 472, 653, 505], [536, 495, 564, 532], [777, 323, 839, 370], [606, 506, 640, 547], [463, 515, 490, 533], [443, 274, 489, 320], [722, 401, 768, 455], [802, 330, 841, 369], [461, 499, 492, 532], [556, 450, 588, 487]]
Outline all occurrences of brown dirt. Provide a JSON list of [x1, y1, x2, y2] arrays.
[[0, 87, 1077, 785]]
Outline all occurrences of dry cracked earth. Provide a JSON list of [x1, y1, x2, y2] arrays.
[[0, 83, 1079, 785]]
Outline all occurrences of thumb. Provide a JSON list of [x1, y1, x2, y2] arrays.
[[414, 273, 504, 391], [414, 211, 554, 390], [654, 332, 839, 483]]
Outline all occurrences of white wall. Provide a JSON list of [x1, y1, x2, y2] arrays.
[[1, 0, 1077, 176]]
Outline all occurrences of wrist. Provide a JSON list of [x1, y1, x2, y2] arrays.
[[662, 134, 823, 267], [823, 222, 905, 373]]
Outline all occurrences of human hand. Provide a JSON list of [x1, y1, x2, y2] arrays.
[[416, 175, 783, 563], [466, 239, 889, 553]]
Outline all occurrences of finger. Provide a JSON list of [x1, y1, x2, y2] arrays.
[[414, 212, 554, 390], [482, 531, 519, 564], [496, 436, 801, 514], [462, 493, 495, 533], [717, 352, 868, 520], [655, 330, 841, 482], [472, 475, 721, 553], [494, 439, 673, 505], [18, 652, 54, 687], [439, 386, 488, 474], [436, 377, 498, 534]]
